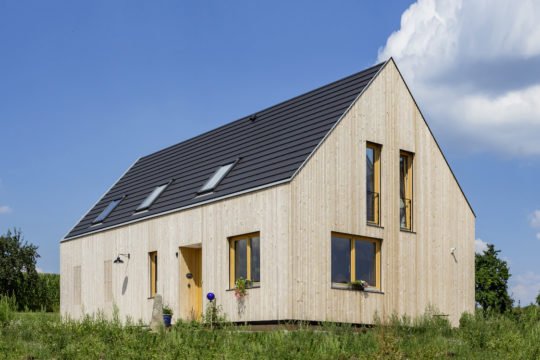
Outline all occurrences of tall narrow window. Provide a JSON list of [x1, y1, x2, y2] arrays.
[[229, 233, 260, 288], [73, 265, 81, 305], [399, 151, 413, 230], [149, 251, 158, 297], [366, 143, 381, 225], [331, 233, 381, 289], [104, 260, 113, 303]]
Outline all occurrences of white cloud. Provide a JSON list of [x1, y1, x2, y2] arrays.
[[529, 210, 540, 228], [474, 238, 488, 254], [36, 267, 44, 273], [378, 0, 540, 155], [511, 271, 540, 305], [0, 205, 12, 214]]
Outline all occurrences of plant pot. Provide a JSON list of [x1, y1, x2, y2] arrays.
[[163, 314, 172, 327], [350, 284, 365, 291]]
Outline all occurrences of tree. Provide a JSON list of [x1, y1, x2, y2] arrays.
[[0, 229, 40, 310], [475, 244, 513, 313], [536, 291, 540, 307]]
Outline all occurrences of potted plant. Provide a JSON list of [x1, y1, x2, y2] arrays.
[[349, 280, 368, 291], [234, 277, 251, 299], [162, 305, 173, 327]]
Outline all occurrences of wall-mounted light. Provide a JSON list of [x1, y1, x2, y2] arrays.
[[114, 253, 130, 264]]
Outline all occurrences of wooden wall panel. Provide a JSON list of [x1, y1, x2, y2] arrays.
[[60, 185, 291, 323], [289, 60, 475, 326]]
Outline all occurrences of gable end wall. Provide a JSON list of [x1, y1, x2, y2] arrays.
[[290, 61, 475, 326]]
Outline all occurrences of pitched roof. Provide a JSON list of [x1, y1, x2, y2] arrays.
[[63, 62, 385, 240]]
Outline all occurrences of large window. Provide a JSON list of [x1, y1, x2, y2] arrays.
[[149, 251, 158, 297], [399, 151, 413, 230], [229, 233, 260, 288], [331, 233, 381, 289], [366, 142, 381, 225]]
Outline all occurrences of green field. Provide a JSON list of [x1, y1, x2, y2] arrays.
[[1, 308, 539, 359]]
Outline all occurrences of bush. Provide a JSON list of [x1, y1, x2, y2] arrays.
[[0, 295, 16, 325]]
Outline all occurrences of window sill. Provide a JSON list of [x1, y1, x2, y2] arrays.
[[400, 229, 416, 234], [331, 285, 384, 294], [226, 286, 261, 292], [367, 223, 384, 229], [147, 296, 155, 300]]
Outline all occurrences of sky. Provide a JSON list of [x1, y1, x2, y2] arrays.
[[1, 0, 539, 305]]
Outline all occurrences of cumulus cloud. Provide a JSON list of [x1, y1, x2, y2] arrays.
[[529, 210, 540, 239], [511, 271, 540, 305], [474, 238, 488, 254], [0, 205, 12, 214], [378, 0, 540, 155], [529, 210, 540, 228]]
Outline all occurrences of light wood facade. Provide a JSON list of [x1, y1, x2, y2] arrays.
[[60, 60, 474, 326]]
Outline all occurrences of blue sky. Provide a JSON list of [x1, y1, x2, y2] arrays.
[[1, 0, 539, 304]]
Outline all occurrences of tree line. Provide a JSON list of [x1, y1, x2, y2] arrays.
[[0, 229, 59, 312]]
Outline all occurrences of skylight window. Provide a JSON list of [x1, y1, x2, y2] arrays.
[[136, 180, 173, 212], [92, 197, 124, 224], [198, 160, 238, 194]]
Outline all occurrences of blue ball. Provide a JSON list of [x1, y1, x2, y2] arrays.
[[206, 292, 215, 301]]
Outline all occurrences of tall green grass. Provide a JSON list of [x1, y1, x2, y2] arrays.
[[0, 302, 538, 359]]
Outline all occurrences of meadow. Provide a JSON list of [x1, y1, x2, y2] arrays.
[[1, 301, 539, 360]]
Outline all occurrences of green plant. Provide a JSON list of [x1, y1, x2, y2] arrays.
[[475, 244, 513, 313], [0, 295, 16, 325], [202, 300, 228, 327], [349, 280, 368, 290], [234, 277, 251, 299], [162, 305, 173, 316]]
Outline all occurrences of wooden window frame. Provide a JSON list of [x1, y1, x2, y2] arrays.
[[149, 251, 158, 298], [399, 151, 414, 231], [331, 232, 381, 290], [366, 142, 382, 225], [228, 232, 260, 289]]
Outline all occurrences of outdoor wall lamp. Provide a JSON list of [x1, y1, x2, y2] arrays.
[[113, 253, 130, 264]]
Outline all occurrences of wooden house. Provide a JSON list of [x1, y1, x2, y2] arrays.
[[60, 59, 475, 326]]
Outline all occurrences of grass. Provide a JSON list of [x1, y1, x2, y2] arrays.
[[0, 307, 539, 359]]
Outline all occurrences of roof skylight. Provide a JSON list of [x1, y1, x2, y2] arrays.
[[198, 160, 238, 194], [136, 180, 173, 212], [92, 197, 124, 224]]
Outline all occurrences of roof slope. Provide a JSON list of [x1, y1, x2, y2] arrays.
[[64, 62, 385, 240]]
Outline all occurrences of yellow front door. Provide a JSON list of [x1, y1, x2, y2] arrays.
[[179, 247, 202, 320]]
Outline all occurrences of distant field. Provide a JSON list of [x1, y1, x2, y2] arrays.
[[0, 308, 539, 359]]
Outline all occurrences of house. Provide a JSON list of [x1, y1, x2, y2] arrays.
[[60, 59, 475, 326]]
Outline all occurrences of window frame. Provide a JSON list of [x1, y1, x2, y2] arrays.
[[198, 158, 240, 195], [92, 196, 125, 225], [228, 232, 260, 289], [149, 251, 158, 298], [136, 180, 173, 212], [331, 232, 381, 290], [399, 151, 414, 231], [366, 142, 382, 226]]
